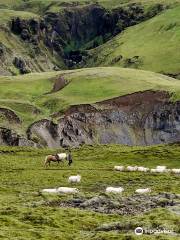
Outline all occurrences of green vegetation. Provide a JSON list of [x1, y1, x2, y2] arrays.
[[0, 144, 179, 239], [1, 0, 180, 13], [0, 1, 179, 239], [86, 6, 180, 77], [0, 67, 180, 134], [0, 9, 39, 23]]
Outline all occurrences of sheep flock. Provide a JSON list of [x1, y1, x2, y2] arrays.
[[42, 166, 180, 195], [114, 165, 180, 173]]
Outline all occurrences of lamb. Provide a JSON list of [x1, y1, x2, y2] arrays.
[[57, 187, 79, 194], [137, 166, 149, 172], [42, 188, 58, 193], [171, 169, 180, 174], [106, 187, 124, 194], [114, 166, 125, 171], [126, 166, 137, 172], [135, 188, 151, 194], [68, 175, 81, 183]]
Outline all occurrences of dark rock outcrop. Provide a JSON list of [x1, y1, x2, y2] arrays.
[[13, 57, 30, 74], [0, 107, 21, 124], [0, 128, 36, 147], [27, 91, 180, 148], [45, 192, 180, 215], [51, 75, 69, 93]]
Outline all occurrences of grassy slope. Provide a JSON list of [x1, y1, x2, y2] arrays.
[[0, 67, 180, 134], [0, 144, 179, 239], [0, 9, 39, 23], [0, 67, 180, 129], [4, 0, 180, 12], [86, 6, 180, 76]]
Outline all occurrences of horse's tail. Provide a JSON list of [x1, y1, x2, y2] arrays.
[[44, 156, 49, 167]]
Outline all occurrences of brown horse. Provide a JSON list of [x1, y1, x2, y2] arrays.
[[44, 153, 73, 167]]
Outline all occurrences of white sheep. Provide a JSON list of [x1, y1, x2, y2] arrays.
[[126, 166, 137, 172], [151, 168, 166, 173], [171, 169, 180, 174], [137, 167, 149, 172], [135, 188, 151, 194], [156, 166, 167, 170], [106, 187, 124, 194], [151, 169, 158, 173], [68, 175, 81, 183], [114, 166, 125, 171], [57, 187, 79, 194], [42, 188, 58, 193]]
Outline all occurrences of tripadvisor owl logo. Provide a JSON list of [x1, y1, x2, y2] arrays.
[[135, 227, 143, 235]]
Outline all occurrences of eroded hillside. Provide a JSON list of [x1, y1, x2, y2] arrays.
[[0, 67, 180, 147]]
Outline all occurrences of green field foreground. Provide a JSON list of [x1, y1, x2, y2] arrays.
[[0, 144, 179, 239]]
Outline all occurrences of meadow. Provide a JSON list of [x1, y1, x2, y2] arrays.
[[0, 144, 179, 239]]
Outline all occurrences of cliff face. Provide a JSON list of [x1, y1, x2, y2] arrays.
[[6, 3, 161, 73], [0, 3, 165, 75], [0, 128, 36, 147], [27, 91, 180, 148]]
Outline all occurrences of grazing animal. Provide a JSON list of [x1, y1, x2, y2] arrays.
[[44, 152, 73, 167], [114, 166, 125, 171], [126, 166, 137, 171], [57, 187, 79, 194], [42, 188, 58, 193], [171, 169, 180, 174], [137, 167, 149, 172], [106, 187, 124, 194], [135, 188, 151, 194], [68, 175, 81, 183], [150, 166, 166, 173], [151, 168, 162, 173], [156, 166, 167, 170]]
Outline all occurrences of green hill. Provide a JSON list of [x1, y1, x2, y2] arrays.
[[0, 67, 180, 134], [85, 6, 180, 78]]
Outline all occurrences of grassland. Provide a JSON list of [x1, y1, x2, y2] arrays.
[[0, 144, 179, 239], [0, 67, 180, 134], [2, 0, 180, 13], [0, 9, 39, 23], [86, 6, 180, 77]]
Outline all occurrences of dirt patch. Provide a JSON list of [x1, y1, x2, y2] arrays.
[[51, 75, 69, 93], [65, 90, 171, 115], [0, 107, 21, 124], [44, 193, 180, 215]]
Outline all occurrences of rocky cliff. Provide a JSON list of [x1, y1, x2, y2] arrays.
[[0, 2, 165, 75], [27, 91, 180, 148]]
